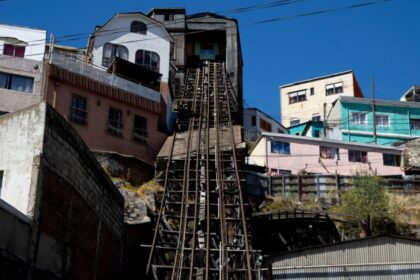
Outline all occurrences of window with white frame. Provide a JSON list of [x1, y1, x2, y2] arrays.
[[320, 146, 339, 160], [3, 44, 25, 58], [375, 114, 389, 127], [135, 50, 160, 72], [271, 141, 290, 154], [351, 112, 367, 125], [325, 82, 344, 96], [288, 90, 307, 104], [102, 43, 129, 67], [348, 150, 368, 163]]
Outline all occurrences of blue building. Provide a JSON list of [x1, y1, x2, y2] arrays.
[[327, 96, 420, 145]]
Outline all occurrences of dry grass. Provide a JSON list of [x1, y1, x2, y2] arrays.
[[388, 192, 420, 226], [137, 179, 163, 198]]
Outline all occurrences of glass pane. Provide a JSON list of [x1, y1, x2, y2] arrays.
[[0, 72, 8, 88], [10, 75, 33, 93], [135, 50, 144, 64], [14, 46, 25, 57], [3, 44, 14, 56]]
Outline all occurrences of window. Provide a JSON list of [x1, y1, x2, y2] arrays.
[[351, 112, 367, 125], [133, 115, 148, 144], [383, 154, 401, 166], [348, 150, 368, 163], [130, 21, 147, 34], [290, 119, 300, 126], [3, 44, 25, 58], [164, 13, 175, 21], [310, 87, 314, 95], [375, 114, 389, 127], [320, 146, 339, 160], [0, 170, 3, 195], [135, 50, 160, 72], [0, 71, 33, 93], [259, 118, 272, 132], [102, 43, 129, 67], [325, 82, 344, 96], [288, 90, 307, 104], [312, 115, 321, 122], [313, 130, 320, 138], [251, 115, 256, 126], [70, 95, 87, 125], [277, 128, 283, 133], [410, 118, 420, 130], [108, 107, 123, 136], [271, 141, 290, 154]]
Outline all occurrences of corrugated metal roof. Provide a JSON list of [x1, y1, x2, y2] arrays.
[[268, 236, 420, 280]]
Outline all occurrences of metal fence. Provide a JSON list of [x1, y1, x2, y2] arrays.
[[245, 171, 420, 203], [49, 51, 161, 102]]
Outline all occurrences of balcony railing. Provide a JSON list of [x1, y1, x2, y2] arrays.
[[49, 51, 160, 102]]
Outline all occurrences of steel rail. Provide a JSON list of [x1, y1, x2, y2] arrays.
[[222, 62, 253, 279]]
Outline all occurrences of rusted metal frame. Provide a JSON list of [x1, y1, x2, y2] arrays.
[[213, 62, 229, 279], [204, 63, 212, 280], [188, 63, 208, 279], [172, 68, 201, 280], [146, 132, 177, 276], [222, 62, 253, 279]]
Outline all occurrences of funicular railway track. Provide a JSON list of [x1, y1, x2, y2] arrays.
[[146, 61, 256, 279]]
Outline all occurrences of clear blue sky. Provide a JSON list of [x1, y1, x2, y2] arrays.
[[1, 0, 419, 121]]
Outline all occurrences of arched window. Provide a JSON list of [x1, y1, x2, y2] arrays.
[[130, 21, 147, 35], [102, 43, 129, 67], [135, 50, 160, 72]]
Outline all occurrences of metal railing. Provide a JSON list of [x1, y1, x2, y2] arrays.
[[49, 51, 161, 102]]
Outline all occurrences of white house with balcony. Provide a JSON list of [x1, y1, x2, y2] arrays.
[[86, 12, 174, 131]]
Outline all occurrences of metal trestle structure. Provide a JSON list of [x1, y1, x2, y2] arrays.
[[146, 61, 256, 279]]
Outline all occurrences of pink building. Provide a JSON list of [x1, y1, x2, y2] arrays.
[[248, 133, 404, 176]]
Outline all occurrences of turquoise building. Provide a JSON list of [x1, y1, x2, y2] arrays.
[[327, 96, 420, 145], [288, 121, 323, 138]]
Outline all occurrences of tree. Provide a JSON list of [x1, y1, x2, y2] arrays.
[[337, 174, 390, 237]]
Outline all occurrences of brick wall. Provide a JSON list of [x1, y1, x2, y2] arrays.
[[41, 104, 124, 238], [36, 103, 124, 278]]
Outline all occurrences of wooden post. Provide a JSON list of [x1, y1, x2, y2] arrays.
[[282, 175, 285, 196], [335, 171, 340, 202], [315, 175, 320, 199], [297, 174, 302, 201]]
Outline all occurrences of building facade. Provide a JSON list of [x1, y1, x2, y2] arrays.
[[247, 133, 403, 176], [45, 51, 167, 166], [0, 24, 46, 114], [243, 107, 287, 141], [0, 103, 124, 279], [288, 120, 323, 138], [327, 96, 420, 145], [280, 70, 363, 127], [86, 12, 174, 131], [148, 9, 244, 123]]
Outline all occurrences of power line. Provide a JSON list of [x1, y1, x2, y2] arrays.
[[0, 0, 389, 60]]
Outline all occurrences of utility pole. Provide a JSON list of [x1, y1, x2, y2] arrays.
[[372, 76, 377, 144]]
